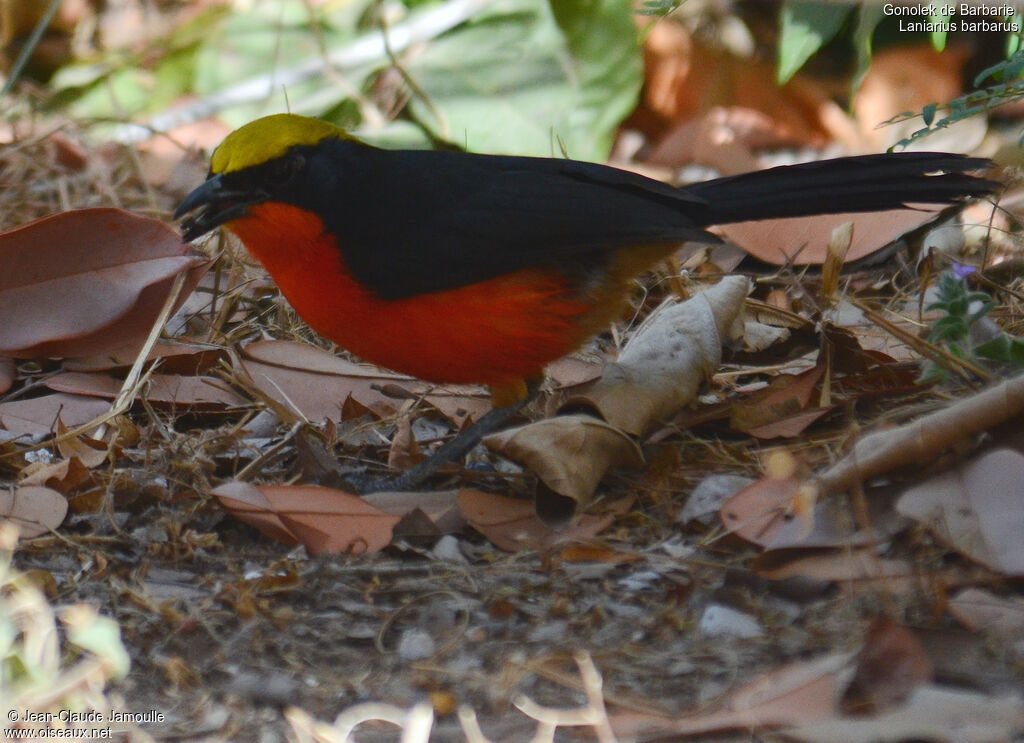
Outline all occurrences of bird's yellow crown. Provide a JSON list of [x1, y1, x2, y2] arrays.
[[210, 113, 349, 174]]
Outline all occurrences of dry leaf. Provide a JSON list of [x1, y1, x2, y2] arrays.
[[896, 448, 1024, 575], [853, 44, 971, 151], [240, 340, 491, 425], [55, 419, 107, 467], [0, 485, 67, 539], [730, 365, 826, 438], [947, 587, 1024, 638], [0, 393, 110, 437], [719, 473, 804, 547], [63, 341, 227, 375], [0, 357, 14, 394], [574, 275, 749, 436], [456, 489, 629, 551], [635, 22, 831, 150], [0, 208, 209, 358], [386, 416, 422, 473], [843, 618, 932, 712], [46, 371, 247, 409], [716, 206, 945, 266], [789, 685, 1024, 743], [361, 490, 465, 535], [483, 414, 643, 514], [211, 481, 401, 556], [19, 457, 92, 494], [611, 652, 854, 738]]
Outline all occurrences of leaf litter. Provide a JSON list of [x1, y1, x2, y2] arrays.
[[1, 79, 1023, 743]]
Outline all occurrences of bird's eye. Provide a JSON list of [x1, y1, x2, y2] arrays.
[[265, 153, 303, 186]]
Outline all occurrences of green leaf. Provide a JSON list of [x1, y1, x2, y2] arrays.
[[193, 0, 374, 128], [975, 335, 1024, 368], [921, 102, 937, 126], [777, 1, 853, 85], [404, 0, 642, 159], [929, 11, 951, 52], [850, 5, 883, 97]]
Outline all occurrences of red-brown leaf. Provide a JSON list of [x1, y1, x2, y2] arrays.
[[0, 208, 209, 358]]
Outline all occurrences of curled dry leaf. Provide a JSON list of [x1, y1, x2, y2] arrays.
[[19, 457, 92, 494], [0, 486, 68, 539], [211, 481, 400, 556], [55, 419, 107, 468], [576, 276, 748, 436], [484, 414, 643, 514], [488, 278, 747, 517], [0, 208, 209, 358], [896, 448, 1024, 576]]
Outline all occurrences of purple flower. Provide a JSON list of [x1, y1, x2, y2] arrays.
[[950, 262, 976, 279]]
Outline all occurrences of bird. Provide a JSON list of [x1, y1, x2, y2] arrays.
[[175, 113, 998, 490]]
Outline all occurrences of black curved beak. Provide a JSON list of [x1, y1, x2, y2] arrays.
[[174, 173, 268, 242]]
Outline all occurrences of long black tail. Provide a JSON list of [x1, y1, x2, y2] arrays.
[[685, 153, 998, 226]]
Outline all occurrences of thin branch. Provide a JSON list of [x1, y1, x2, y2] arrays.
[[108, 0, 494, 143]]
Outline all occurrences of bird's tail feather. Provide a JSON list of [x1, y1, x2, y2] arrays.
[[685, 153, 998, 226]]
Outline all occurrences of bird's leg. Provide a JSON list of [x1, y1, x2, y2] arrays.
[[362, 389, 536, 493]]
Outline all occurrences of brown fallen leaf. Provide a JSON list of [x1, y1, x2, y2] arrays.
[[634, 21, 832, 150], [947, 587, 1024, 638], [611, 651, 854, 738], [46, 371, 248, 410], [721, 465, 901, 551], [211, 481, 401, 556], [19, 457, 92, 494], [0, 486, 68, 539], [788, 685, 1024, 743], [715, 206, 946, 266], [843, 618, 933, 713], [361, 490, 465, 536], [0, 357, 14, 394], [896, 448, 1024, 576], [730, 365, 828, 439], [456, 489, 631, 552], [0, 208, 209, 358], [0, 393, 111, 437], [55, 419, 107, 468], [646, 108, 762, 173], [239, 340, 491, 425], [387, 415, 422, 472], [483, 415, 643, 519], [853, 44, 971, 151], [63, 340, 228, 376]]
